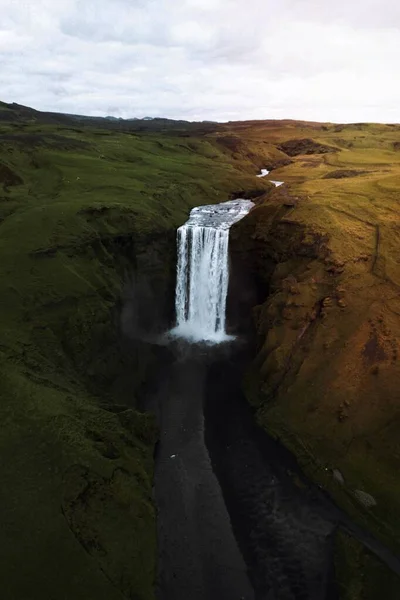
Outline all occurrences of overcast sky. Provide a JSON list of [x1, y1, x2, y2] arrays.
[[1, 0, 399, 122]]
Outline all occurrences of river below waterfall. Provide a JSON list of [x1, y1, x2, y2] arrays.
[[146, 344, 254, 600], [144, 341, 339, 600]]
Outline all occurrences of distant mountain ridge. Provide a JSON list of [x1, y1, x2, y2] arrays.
[[0, 100, 221, 135], [0, 101, 220, 127]]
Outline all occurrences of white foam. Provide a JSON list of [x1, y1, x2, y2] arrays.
[[169, 322, 234, 344]]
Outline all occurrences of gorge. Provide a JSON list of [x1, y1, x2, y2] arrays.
[[149, 197, 338, 599], [1, 101, 400, 599], [147, 195, 400, 599]]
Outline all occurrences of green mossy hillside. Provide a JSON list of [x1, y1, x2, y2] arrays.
[[0, 105, 269, 599]]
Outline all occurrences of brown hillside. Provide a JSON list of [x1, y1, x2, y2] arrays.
[[220, 119, 400, 565]]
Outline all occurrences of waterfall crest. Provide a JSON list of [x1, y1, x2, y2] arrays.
[[171, 199, 253, 343]]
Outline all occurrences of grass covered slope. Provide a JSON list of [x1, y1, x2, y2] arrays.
[[0, 102, 269, 600], [227, 120, 400, 569]]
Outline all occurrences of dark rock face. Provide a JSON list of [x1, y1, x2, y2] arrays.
[[278, 138, 335, 157], [266, 157, 293, 170], [59, 229, 177, 407], [323, 169, 368, 179]]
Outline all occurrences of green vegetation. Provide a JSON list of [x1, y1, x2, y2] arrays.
[[0, 103, 268, 599]]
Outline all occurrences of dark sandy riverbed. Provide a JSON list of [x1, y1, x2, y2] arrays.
[[204, 343, 337, 600], [147, 343, 253, 600]]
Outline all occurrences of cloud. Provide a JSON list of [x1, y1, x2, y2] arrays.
[[0, 0, 399, 122]]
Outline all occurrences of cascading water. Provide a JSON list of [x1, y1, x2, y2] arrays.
[[170, 199, 254, 343]]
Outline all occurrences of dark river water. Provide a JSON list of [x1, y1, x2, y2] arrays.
[[143, 340, 345, 600]]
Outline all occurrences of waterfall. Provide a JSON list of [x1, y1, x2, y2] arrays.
[[171, 199, 254, 343]]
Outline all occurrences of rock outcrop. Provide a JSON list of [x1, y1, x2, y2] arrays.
[[278, 138, 336, 156]]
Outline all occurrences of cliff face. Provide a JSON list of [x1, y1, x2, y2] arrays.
[[227, 120, 400, 579]]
